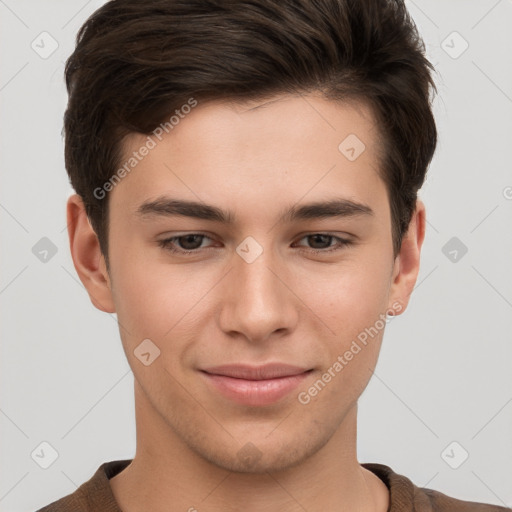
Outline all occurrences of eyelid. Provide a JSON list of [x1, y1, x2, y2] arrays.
[[292, 233, 353, 253], [157, 231, 353, 255], [157, 232, 217, 253]]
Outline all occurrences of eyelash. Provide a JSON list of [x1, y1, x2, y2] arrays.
[[157, 233, 352, 255]]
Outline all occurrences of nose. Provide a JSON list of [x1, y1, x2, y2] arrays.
[[217, 244, 299, 344]]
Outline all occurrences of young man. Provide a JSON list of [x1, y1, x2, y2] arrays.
[[37, 0, 510, 511]]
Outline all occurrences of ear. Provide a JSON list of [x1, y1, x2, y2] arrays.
[[66, 194, 115, 313], [387, 199, 426, 315]]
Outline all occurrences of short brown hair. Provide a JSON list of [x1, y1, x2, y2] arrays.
[[64, 0, 437, 270]]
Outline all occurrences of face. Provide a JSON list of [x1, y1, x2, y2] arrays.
[[71, 93, 423, 474]]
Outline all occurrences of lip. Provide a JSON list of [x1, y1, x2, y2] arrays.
[[200, 364, 312, 406]]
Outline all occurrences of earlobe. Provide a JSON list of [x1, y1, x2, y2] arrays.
[[387, 199, 426, 314], [66, 194, 116, 313]]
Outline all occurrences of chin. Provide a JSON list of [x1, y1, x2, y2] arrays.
[[187, 426, 333, 475]]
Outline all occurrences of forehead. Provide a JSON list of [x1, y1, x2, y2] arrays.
[[109, 94, 387, 222]]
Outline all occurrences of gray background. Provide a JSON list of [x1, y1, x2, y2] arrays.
[[1, 1, 511, 510]]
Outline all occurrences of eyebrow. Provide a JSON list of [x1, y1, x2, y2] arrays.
[[135, 196, 374, 224]]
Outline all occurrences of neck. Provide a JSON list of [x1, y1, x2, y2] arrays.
[[109, 382, 389, 512]]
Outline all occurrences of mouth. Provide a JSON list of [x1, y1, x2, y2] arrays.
[[200, 364, 314, 406]]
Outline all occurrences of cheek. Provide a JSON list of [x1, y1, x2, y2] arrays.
[[294, 255, 392, 398], [297, 275, 389, 412], [115, 270, 190, 332], [110, 250, 217, 367], [296, 256, 392, 338]]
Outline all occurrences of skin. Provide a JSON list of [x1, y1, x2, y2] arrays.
[[67, 93, 425, 511]]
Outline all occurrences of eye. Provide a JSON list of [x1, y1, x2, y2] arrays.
[[157, 232, 353, 256], [158, 234, 214, 254], [293, 233, 352, 254]]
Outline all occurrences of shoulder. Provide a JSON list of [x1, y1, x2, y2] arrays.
[[35, 480, 89, 512], [421, 486, 511, 511], [36, 493, 83, 512], [34, 459, 132, 512], [361, 462, 511, 512]]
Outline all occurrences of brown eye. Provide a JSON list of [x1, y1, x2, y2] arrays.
[[158, 234, 213, 254], [175, 234, 205, 250], [294, 233, 352, 254], [306, 234, 335, 249]]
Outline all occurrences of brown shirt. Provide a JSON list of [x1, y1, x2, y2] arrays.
[[36, 459, 510, 512]]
